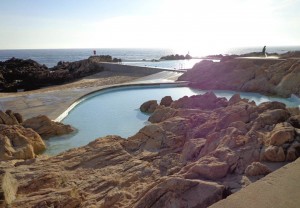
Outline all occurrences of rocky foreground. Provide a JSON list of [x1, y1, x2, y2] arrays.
[[178, 55, 300, 97], [1, 92, 300, 207]]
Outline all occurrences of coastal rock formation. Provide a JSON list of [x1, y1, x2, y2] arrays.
[[160, 54, 192, 60], [0, 124, 46, 161], [0, 55, 123, 92], [178, 58, 300, 97], [140, 100, 158, 113], [0, 110, 23, 125], [160, 95, 173, 107], [1, 92, 300, 207], [22, 115, 74, 139], [245, 162, 271, 176]]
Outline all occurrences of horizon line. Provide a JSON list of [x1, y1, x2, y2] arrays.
[[1, 45, 300, 51]]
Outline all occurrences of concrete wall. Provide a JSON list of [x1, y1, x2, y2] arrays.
[[97, 62, 185, 75]]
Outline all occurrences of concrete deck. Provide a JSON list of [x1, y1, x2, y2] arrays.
[[0, 71, 184, 120]]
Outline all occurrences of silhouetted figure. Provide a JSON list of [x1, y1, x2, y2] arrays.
[[262, 46, 267, 57], [93, 50, 96, 56]]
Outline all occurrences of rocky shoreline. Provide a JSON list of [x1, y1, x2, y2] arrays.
[[0, 55, 121, 92]]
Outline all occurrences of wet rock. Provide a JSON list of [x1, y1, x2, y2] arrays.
[[22, 115, 74, 139]]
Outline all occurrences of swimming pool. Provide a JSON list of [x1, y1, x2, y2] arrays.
[[44, 86, 300, 155]]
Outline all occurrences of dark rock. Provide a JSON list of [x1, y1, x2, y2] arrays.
[[160, 96, 173, 107], [140, 100, 158, 113]]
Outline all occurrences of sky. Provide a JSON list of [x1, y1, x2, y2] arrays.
[[0, 0, 299, 51]]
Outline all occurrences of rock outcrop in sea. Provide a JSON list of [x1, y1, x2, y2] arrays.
[[1, 93, 300, 207], [0, 55, 120, 92]]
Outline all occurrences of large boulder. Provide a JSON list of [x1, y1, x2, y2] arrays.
[[0, 125, 46, 161], [184, 157, 230, 180], [160, 96, 173, 107], [268, 122, 295, 146], [245, 162, 271, 176], [140, 100, 158, 113], [261, 146, 286, 162], [22, 115, 74, 139]]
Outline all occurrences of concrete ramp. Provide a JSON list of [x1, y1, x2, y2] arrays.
[[210, 158, 300, 208], [130, 71, 184, 83]]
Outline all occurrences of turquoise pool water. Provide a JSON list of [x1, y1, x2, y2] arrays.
[[44, 86, 300, 155]]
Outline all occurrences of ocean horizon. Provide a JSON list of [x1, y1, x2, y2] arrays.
[[0, 46, 300, 68]]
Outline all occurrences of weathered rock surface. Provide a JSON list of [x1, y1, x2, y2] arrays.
[[22, 115, 74, 138], [160, 96, 173, 107], [0, 125, 46, 161], [0, 170, 18, 207], [245, 162, 271, 176], [178, 58, 300, 97], [1, 92, 300, 207], [0, 110, 22, 125], [0, 55, 122, 92], [140, 100, 158, 113]]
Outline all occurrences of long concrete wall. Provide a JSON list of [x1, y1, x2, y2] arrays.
[[97, 62, 186, 75]]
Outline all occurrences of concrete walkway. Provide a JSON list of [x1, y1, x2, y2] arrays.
[[210, 158, 300, 208], [0, 71, 184, 120]]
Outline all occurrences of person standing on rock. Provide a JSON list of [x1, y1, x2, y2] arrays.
[[93, 50, 96, 56]]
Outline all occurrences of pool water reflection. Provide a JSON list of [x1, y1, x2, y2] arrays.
[[44, 86, 300, 155]]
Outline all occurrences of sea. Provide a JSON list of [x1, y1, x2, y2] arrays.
[[0, 46, 299, 70]]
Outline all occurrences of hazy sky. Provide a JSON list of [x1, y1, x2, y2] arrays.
[[0, 0, 299, 51]]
